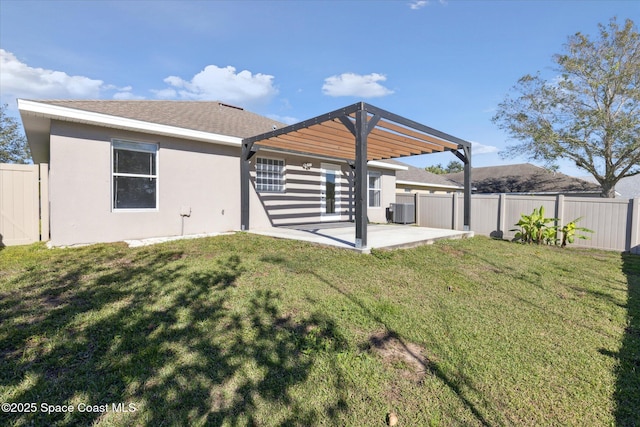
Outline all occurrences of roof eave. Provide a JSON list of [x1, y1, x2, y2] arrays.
[[368, 160, 408, 171], [18, 99, 243, 163], [396, 179, 463, 189]]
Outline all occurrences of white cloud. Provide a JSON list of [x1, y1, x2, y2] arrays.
[[471, 141, 499, 155], [266, 114, 299, 125], [1, 49, 103, 100], [151, 88, 178, 99], [322, 73, 394, 98], [409, 0, 447, 9], [0, 49, 141, 103], [409, 1, 428, 10], [113, 90, 146, 100], [155, 65, 278, 106]]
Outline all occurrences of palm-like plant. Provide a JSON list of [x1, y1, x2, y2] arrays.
[[560, 218, 593, 247], [512, 206, 558, 244]]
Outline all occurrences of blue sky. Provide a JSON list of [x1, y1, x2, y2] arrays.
[[1, 0, 638, 175]]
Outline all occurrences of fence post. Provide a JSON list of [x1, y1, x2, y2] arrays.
[[39, 163, 50, 242], [498, 193, 506, 238], [452, 193, 459, 230], [630, 198, 640, 255], [556, 194, 565, 227], [414, 192, 419, 226]]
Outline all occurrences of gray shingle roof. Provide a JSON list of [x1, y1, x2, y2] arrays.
[[614, 174, 640, 199], [445, 163, 602, 194], [33, 100, 285, 138]]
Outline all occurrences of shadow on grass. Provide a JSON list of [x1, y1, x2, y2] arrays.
[[0, 245, 347, 426], [613, 253, 640, 426], [261, 254, 494, 427]]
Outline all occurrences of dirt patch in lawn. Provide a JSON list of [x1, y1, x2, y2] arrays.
[[439, 244, 465, 257], [368, 331, 431, 382]]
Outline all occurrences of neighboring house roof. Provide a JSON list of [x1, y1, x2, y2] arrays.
[[445, 163, 602, 194], [580, 174, 640, 199], [385, 159, 463, 190]]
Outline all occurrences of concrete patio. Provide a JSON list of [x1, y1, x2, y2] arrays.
[[248, 222, 474, 254]]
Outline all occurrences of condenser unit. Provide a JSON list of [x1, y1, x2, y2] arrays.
[[390, 203, 415, 224]]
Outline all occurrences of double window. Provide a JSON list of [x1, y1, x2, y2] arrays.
[[256, 157, 285, 192], [112, 140, 158, 210], [368, 171, 381, 207]]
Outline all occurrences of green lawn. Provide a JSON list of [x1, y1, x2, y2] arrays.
[[0, 234, 638, 426]]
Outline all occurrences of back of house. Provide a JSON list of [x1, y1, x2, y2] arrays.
[[18, 100, 402, 246]]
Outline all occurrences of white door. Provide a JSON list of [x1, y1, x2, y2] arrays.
[[321, 163, 341, 220]]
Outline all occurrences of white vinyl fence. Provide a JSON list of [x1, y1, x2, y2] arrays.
[[397, 193, 640, 254], [0, 163, 49, 246]]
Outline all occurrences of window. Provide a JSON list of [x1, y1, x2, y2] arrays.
[[256, 157, 285, 192], [368, 171, 381, 207], [112, 140, 158, 210]]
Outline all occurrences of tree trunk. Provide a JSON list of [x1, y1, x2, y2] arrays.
[[600, 182, 616, 198]]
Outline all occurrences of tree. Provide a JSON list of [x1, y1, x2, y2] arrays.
[[425, 164, 446, 174], [443, 160, 463, 173], [425, 160, 463, 174], [492, 18, 640, 198], [0, 104, 31, 164]]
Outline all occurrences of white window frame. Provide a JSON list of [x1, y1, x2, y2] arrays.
[[255, 157, 286, 193], [111, 139, 159, 211], [368, 171, 381, 208]]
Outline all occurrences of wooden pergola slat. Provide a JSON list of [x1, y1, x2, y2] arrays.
[[322, 118, 445, 158], [348, 115, 461, 151]]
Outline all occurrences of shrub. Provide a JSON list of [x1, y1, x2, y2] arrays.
[[512, 206, 593, 247], [560, 217, 594, 247], [512, 205, 557, 244]]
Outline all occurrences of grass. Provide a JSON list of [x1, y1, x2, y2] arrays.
[[0, 234, 638, 426]]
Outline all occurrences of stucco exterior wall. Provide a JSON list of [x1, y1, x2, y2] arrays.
[[374, 170, 396, 223], [49, 121, 242, 246], [248, 154, 353, 227], [48, 122, 398, 245], [248, 152, 393, 226]]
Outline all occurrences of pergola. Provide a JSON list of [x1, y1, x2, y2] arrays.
[[241, 102, 472, 249]]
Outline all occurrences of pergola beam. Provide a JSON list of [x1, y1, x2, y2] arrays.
[[375, 119, 459, 150], [240, 141, 256, 231], [451, 147, 472, 230], [324, 118, 441, 156], [354, 107, 368, 249]]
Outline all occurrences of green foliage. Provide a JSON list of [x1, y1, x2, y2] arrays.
[[512, 205, 558, 244], [512, 206, 594, 247], [541, 225, 559, 246], [0, 104, 31, 164], [425, 160, 464, 174], [560, 217, 594, 247], [492, 18, 640, 198]]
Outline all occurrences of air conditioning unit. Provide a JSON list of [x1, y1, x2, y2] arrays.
[[390, 203, 415, 224]]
